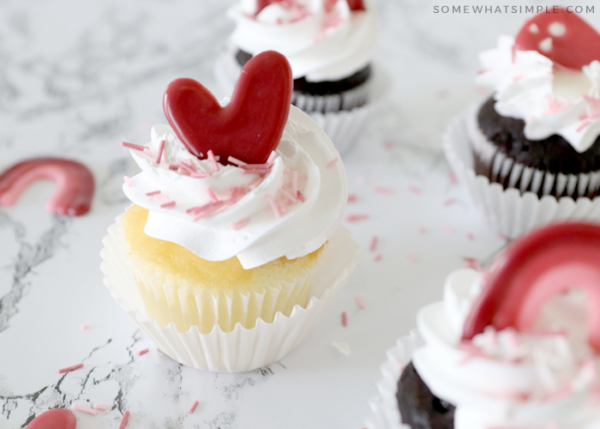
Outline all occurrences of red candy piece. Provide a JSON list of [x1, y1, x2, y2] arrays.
[[515, 7, 600, 69], [27, 408, 77, 429], [462, 223, 600, 352], [0, 158, 94, 216], [256, 0, 365, 15], [163, 51, 292, 166]]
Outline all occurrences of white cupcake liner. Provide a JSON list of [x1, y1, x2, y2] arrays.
[[443, 108, 600, 239], [213, 50, 388, 154], [364, 331, 423, 429], [100, 215, 359, 373]]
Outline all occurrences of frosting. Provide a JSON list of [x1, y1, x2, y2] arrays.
[[227, 0, 379, 82], [477, 35, 600, 153], [413, 269, 600, 428], [123, 105, 346, 269], [0, 158, 95, 216]]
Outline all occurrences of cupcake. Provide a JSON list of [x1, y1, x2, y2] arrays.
[[100, 51, 358, 372], [367, 222, 600, 428], [444, 8, 600, 238], [214, 0, 380, 153]]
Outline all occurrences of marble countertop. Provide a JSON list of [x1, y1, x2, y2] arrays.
[[1, 1, 598, 428]]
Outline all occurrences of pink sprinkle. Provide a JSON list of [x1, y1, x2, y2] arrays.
[[356, 294, 365, 309], [441, 225, 454, 234], [279, 188, 297, 204], [137, 348, 149, 356], [449, 171, 457, 185], [71, 403, 97, 416], [232, 219, 247, 231], [297, 190, 305, 202], [119, 411, 130, 429], [345, 214, 369, 223], [373, 186, 392, 195], [443, 198, 455, 207], [467, 232, 475, 241], [267, 151, 277, 164], [242, 168, 272, 175], [191, 172, 211, 178], [374, 254, 382, 262], [80, 324, 90, 331], [123, 176, 134, 187], [143, 147, 157, 158], [227, 156, 247, 166], [408, 253, 418, 263], [341, 312, 348, 327], [240, 162, 273, 170], [418, 226, 426, 234], [188, 400, 199, 414], [463, 257, 480, 270], [347, 194, 357, 203], [326, 157, 340, 169], [206, 187, 218, 202], [153, 193, 170, 202], [179, 162, 196, 174], [576, 120, 591, 133], [121, 142, 146, 151], [94, 403, 109, 411], [369, 236, 378, 252], [160, 200, 176, 209], [58, 363, 83, 374], [292, 171, 298, 195], [207, 150, 219, 172], [155, 140, 165, 164], [266, 194, 281, 218], [408, 185, 421, 194], [145, 190, 161, 196]]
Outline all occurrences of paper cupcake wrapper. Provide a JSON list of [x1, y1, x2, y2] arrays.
[[443, 109, 600, 239], [364, 331, 423, 429], [100, 216, 359, 372], [213, 51, 388, 154]]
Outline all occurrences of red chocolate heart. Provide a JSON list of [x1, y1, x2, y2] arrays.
[[462, 223, 600, 352], [27, 409, 76, 429], [256, 0, 365, 15], [163, 51, 292, 166], [515, 7, 600, 69], [346, 0, 365, 11]]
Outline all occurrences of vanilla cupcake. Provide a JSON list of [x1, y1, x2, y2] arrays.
[[214, 0, 380, 153], [101, 51, 358, 372], [367, 222, 600, 428]]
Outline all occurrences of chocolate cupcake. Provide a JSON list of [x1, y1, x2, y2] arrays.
[[368, 223, 600, 428]]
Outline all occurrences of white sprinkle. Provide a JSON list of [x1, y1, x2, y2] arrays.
[[539, 37, 553, 53], [548, 22, 566, 37], [529, 23, 539, 34], [332, 341, 351, 356]]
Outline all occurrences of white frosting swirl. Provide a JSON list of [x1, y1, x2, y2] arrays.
[[477, 35, 600, 153], [412, 269, 600, 429], [123, 105, 347, 269], [227, 0, 379, 81]]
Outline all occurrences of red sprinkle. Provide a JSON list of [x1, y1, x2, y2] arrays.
[[341, 312, 348, 327], [369, 235, 378, 252], [188, 400, 199, 414], [119, 411, 130, 429], [326, 157, 340, 169], [345, 214, 369, 223], [356, 294, 365, 309], [155, 140, 165, 164], [145, 190, 161, 196], [463, 257, 480, 270], [58, 363, 83, 374], [408, 185, 421, 194], [297, 190, 305, 202], [347, 194, 357, 203], [160, 201, 176, 208], [373, 186, 393, 195], [137, 348, 149, 357], [121, 142, 145, 151]]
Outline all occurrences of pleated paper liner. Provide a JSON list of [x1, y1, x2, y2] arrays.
[[213, 50, 388, 154], [443, 108, 600, 239], [100, 214, 359, 372], [364, 331, 422, 429]]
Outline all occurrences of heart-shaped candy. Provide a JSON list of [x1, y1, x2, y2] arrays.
[[346, 0, 365, 11], [515, 7, 600, 69], [462, 223, 600, 352], [27, 408, 76, 429], [163, 51, 292, 165]]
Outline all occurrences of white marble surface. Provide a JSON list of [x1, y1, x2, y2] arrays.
[[0, 1, 598, 428]]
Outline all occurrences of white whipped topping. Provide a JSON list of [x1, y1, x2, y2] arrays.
[[122, 105, 346, 269], [412, 269, 600, 429], [227, 0, 379, 81], [477, 35, 600, 153]]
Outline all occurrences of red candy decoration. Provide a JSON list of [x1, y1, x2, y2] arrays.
[[27, 408, 77, 429], [462, 223, 600, 352], [163, 51, 292, 166], [346, 0, 365, 11], [256, 0, 365, 15], [0, 158, 95, 216], [515, 7, 600, 69]]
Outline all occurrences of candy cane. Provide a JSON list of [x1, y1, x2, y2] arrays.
[[462, 222, 600, 352], [0, 158, 94, 216]]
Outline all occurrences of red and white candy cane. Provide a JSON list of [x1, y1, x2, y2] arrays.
[[515, 6, 600, 69], [462, 223, 600, 352], [0, 158, 95, 216]]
